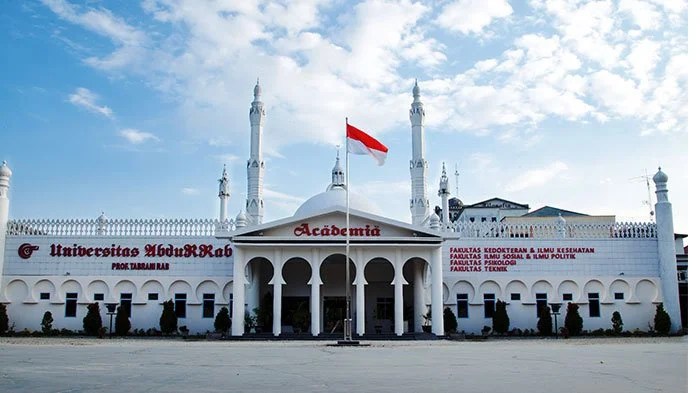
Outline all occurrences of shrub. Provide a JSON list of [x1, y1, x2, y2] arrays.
[[564, 302, 583, 336], [214, 307, 232, 334], [653, 303, 672, 335], [444, 307, 458, 333], [41, 311, 54, 335], [611, 311, 623, 334], [537, 306, 553, 336], [0, 304, 8, 334], [83, 302, 103, 336], [492, 300, 510, 334], [115, 305, 131, 336], [160, 300, 178, 335]]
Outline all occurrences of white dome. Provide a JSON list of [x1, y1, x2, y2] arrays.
[[295, 186, 380, 217]]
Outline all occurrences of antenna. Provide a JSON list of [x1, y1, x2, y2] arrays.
[[454, 163, 460, 198], [629, 169, 654, 223]]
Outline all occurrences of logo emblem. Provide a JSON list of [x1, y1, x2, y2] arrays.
[[18, 243, 39, 259]]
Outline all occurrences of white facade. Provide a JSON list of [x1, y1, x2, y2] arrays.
[[0, 83, 682, 337]]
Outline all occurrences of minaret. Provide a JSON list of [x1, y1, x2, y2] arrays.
[[0, 161, 13, 293], [328, 149, 345, 190], [218, 165, 230, 223], [409, 80, 429, 225], [653, 167, 682, 332], [246, 80, 265, 225], [438, 162, 450, 230]]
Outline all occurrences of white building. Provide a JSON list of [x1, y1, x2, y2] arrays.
[[0, 82, 682, 337]]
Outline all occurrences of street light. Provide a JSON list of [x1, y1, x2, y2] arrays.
[[550, 302, 562, 339], [106, 302, 118, 338]]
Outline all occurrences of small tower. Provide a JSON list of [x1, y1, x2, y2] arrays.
[[653, 167, 682, 332], [437, 162, 450, 230], [218, 165, 231, 223], [247, 79, 266, 225], [409, 80, 429, 225], [0, 161, 13, 294], [96, 212, 108, 235], [556, 213, 566, 238], [235, 209, 249, 229], [328, 149, 345, 190]]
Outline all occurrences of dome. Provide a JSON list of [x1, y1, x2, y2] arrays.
[[295, 187, 380, 217], [653, 167, 668, 184], [0, 161, 12, 178]]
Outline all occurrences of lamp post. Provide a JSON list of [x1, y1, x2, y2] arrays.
[[106, 303, 118, 338], [550, 302, 561, 339]]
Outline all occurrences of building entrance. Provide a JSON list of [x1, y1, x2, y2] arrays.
[[323, 296, 345, 333]]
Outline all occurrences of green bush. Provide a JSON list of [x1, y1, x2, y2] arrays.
[[611, 311, 623, 334], [214, 307, 232, 334], [653, 303, 672, 335], [537, 306, 552, 336], [83, 302, 103, 336], [564, 302, 583, 336], [443, 307, 458, 333], [492, 300, 510, 334], [41, 311, 54, 335], [160, 300, 178, 335], [115, 305, 131, 336]]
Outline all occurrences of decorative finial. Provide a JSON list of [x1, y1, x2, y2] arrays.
[[412, 79, 420, 97]]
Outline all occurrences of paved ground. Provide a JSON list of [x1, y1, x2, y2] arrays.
[[0, 336, 688, 393]]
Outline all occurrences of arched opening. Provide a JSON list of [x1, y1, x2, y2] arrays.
[[365, 258, 394, 334], [403, 258, 429, 333], [281, 258, 312, 333], [320, 254, 356, 333], [246, 257, 274, 333]]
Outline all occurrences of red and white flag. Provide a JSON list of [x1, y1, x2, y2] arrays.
[[346, 123, 389, 166]]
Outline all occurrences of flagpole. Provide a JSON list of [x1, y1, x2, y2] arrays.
[[344, 117, 352, 342]]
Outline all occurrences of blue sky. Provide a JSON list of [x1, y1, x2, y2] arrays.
[[1, 0, 688, 233]]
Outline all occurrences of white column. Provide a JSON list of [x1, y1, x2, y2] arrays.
[[413, 261, 426, 332], [394, 249, 405, 336], [232, 247, 246, 336], [272, 250, 283, 336], [0, 161, 11, 295], [310, 249, 321, 336], [430, 247, 444, 335], [355, 248, 366, 336]]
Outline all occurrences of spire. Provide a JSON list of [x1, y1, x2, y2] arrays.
[[219, 164, 230, 198], [409, 81, 428, 225], [247, 79, 266, 225], [439, 162, 449, 195], [253, 78, 261, 101], [329, 148, 346, 190], [412, 79, 420, 102]]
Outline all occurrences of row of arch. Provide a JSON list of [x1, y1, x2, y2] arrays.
[[443, 278, 661, 305], [2, 278, 233, 304]]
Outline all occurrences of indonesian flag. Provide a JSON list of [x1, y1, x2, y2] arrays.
[[346, 123, 389, 166]]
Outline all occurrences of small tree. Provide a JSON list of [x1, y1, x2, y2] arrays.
[[611, 311, 623, 334], [0, 304, 8, 334], [564, 302, 583, 336], [214, 307, 232, 334], [654, 303, 672, 335], [114, 305, 131, 336], [537, 306, 553, 336], [443, 307, 458, 333], [160, 300, 178, 335], [492, 300, 510, 334], [41, 311, 53, 335], [83, 302, 103, 336]]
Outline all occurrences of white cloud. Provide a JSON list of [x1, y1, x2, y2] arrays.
[[214, 154, 239, 164], [506, 161, 569, 192], [437, 0, 512, 35], [68, 87, 113, 118], [618, 0, 662, 30], [588, 70, 643, 117], [118, 128, 159, 144], [181, 187, 200, 196]]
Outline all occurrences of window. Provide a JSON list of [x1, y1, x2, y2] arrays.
[[483, 294, 495, 318], [120, 293, 133, 318], [481, 217, 487, 222], [536, 293, 548, 317], [457, 294, 469, 318], [588, 293, 600, 317], [563, 293, 573, 301], [229, 294, 233, 317], [93, 293, 104, 301], [510, 293, 521, 301], [40, 292, 50, 300], [148, 293, 159, 301], [175, 293, 187, 318], [491, 217, 497, 222], [375, 297, 394, 320], [614, 292, 624, 300], [65, 293, 78, 317], [202, 293, 215, 318]]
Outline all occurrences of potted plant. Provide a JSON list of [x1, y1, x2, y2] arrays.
[[292, 303, 310, 334], [244, 311, 256, 334], [422, 308, 432, 333]]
